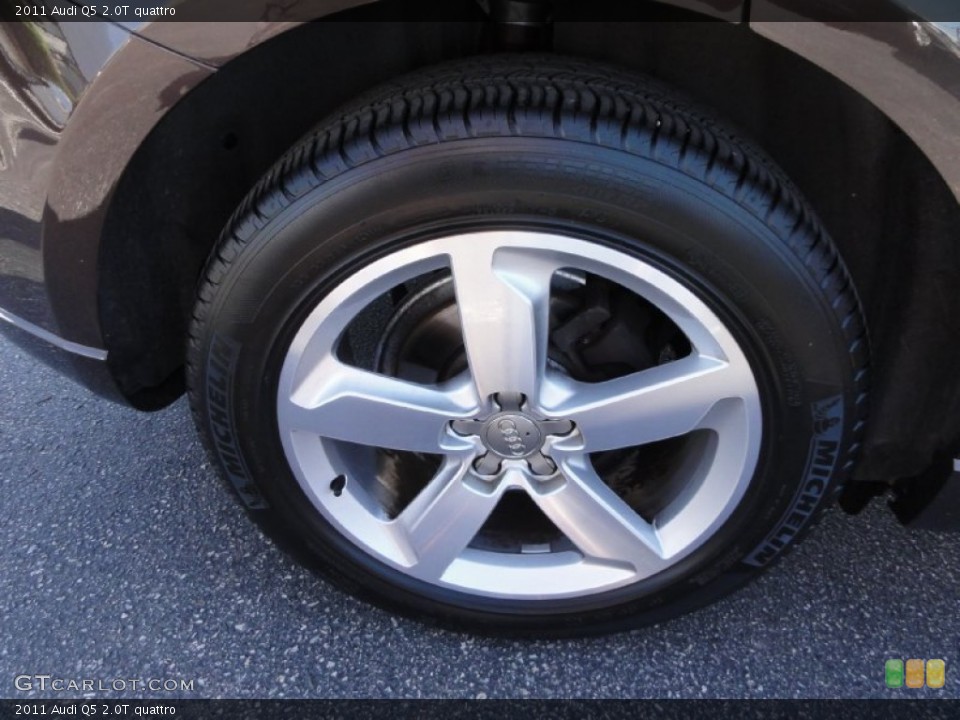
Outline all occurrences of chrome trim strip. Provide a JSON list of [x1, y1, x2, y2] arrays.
[[0, 307, 108, 361]]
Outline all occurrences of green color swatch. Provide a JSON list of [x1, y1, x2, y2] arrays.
[[886, 659, 905, 688]]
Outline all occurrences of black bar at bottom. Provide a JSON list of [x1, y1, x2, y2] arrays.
[[1, 699, 959, 720]]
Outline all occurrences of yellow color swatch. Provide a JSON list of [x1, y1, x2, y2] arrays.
[[926, 659, 946, 689]]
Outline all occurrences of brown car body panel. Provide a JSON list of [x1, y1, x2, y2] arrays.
[[753, 19, 960, 200], [0, 21, 129, 337], [44, 35, 213, 351], [0, 21, 212, 348]]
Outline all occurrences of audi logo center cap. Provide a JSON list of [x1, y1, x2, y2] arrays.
[[482, 413, 543, 458]]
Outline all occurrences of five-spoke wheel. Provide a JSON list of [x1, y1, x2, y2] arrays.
[[277, 231, 762, 599]]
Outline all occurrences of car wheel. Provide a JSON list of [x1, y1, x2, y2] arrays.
[[187, 55, 868, 635]]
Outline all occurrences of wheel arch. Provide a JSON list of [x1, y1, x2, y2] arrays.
[[83, 5, 486, 408]]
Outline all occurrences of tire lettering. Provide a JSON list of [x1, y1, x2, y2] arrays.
[[205, 334, 269, 510], [743, 396, 843, 567], [814, 441, 838, 469]]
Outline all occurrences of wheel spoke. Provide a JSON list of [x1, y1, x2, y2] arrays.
[[397, 460, 502, 581], [530, 454, 667, 575], [447, 235, 557, 402], [283, 359, 476, 453], [543, 354, 749, 452], [654, 399, 755, 558]]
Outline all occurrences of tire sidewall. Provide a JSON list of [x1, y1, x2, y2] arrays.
[[193, 138, 855, 633]]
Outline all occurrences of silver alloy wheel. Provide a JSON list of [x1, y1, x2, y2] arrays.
[[276, 231, 762, 600]]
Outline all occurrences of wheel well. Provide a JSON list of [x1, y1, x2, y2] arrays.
[[98, 12, 960, 484], [98, 8, 487, 409]]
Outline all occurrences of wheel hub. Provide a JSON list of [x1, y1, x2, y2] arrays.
[[450, 393, 574, 476]]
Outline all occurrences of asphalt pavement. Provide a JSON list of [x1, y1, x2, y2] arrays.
[[0, 332, 957, 700]]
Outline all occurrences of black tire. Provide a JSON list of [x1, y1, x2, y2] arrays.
[[187, 55, 868, 636]]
